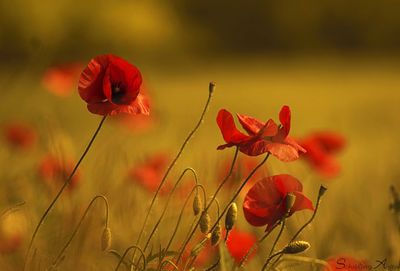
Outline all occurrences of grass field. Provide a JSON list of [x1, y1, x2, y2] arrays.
[[0, 57, 399, 270]]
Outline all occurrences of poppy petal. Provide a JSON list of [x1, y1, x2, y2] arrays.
[[78, 55, 108, 103], [279, 105, 291, 136], [237, 113, 265, 135], [273, 174, 303, 196], [217, 109, 250, 144]]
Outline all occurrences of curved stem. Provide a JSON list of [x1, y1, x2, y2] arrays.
[[270, 186, 325, 269], [238, 222, 279, 268], [164, 184, 206, 254], [52, 195, 109, 267], [142, 168, 198, 253], [160, 260, 179, 271], [267, 219, 286, 259], [131, 84, 214, 270], [24, 115, 107, 270], [176, 152, 269, 265], [115, 245, 146, 271], [262, 250, 284, 271]]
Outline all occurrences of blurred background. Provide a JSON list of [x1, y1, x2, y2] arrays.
[[0, 1, 400, 270]]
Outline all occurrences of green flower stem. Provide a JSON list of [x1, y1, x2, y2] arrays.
[[131, 84, 213, 270], [115, 245, 146, 271], [24, 115, 107, 270], [177, 152, 270, 265], [51, 195, 109, 267], [270, 185, 325, 269], [142, 168, 198, 254]]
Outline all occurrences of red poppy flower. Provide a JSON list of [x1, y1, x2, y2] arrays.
[[128, 153, 172, 195], [78, 54, 150, 116], [217, 106, 306, 162], [38, 155, 80, 191], [111, 85, 155, 133], [325, 256, 369, 271], [3, 122, 37, 150], [299, 132, 345, 178], [243, 174, 314, 232], [42, 62, 83, 97], [226, 228, 258, 264]]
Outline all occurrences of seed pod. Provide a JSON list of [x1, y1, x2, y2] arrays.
[[193, 194, 202, 216], [282, 241, 310, 254], [225, 203, 237, 231], [199, 211, 211, 234], [211, 224, 221, 246], [319, 185, 328, 197], [209, 82, 216, 94], [101, 227, 112, 251], [285, 193, 296, 213]]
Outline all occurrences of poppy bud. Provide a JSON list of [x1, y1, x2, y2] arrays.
[[211, 223, 221, 246], [101, 227, 112, 251], [199, 211, 211, 234], [225, 203, 237, 231], [319, 185, 327, 197], [285, 193, 296, 213], [209, 82, 216, 94], [193, 194, 202, 216], [282, 241, 310, 254]]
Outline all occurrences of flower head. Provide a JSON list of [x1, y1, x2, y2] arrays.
[[299, 132, 345, 178], [216, 106, 305, 162], [78, 54, 149, 116], [243, 174, 314, 232], [3, 122, 37, 151], [226, 228, 258, 264]]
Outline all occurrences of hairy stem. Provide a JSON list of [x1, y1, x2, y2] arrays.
[[52, 195, 109, 267], [131, 83, 214, 270], [24, 115, 107, 270]]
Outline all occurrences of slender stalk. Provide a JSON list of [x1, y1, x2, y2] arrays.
[[175, 147, 239, 264], [24, 115, 107, 270], [237, 222, 279, 268], [267, 219, 286, 259], [160, 260, 179, 271], [115, 245, 146, 271], [176, 152, 269, 265], [143, 168, 198, 253], [131, 83, 214, 270], [261, 250, 284, 271], [270, 186, 326, 269], [164, 184, 206, 254], [155, 184, 205, 271], [51, 195, 109, 267]]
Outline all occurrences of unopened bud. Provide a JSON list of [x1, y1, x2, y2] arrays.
[[225, 203, 237, 231], [211, 224, 221, 246], [199, 211, 211, 234], [319, 185, 327, 197], [282, 241, 310, 254], [209, 82, 216, 94], [101, 227, 112, 251], [193, 194, 202, 216], [285, 193, 296, 213]]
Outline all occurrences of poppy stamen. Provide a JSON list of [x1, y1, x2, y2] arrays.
[[111, 82, 126, 104]]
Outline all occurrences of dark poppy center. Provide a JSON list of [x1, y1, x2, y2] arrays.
[[111, 82, 126, 104]]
